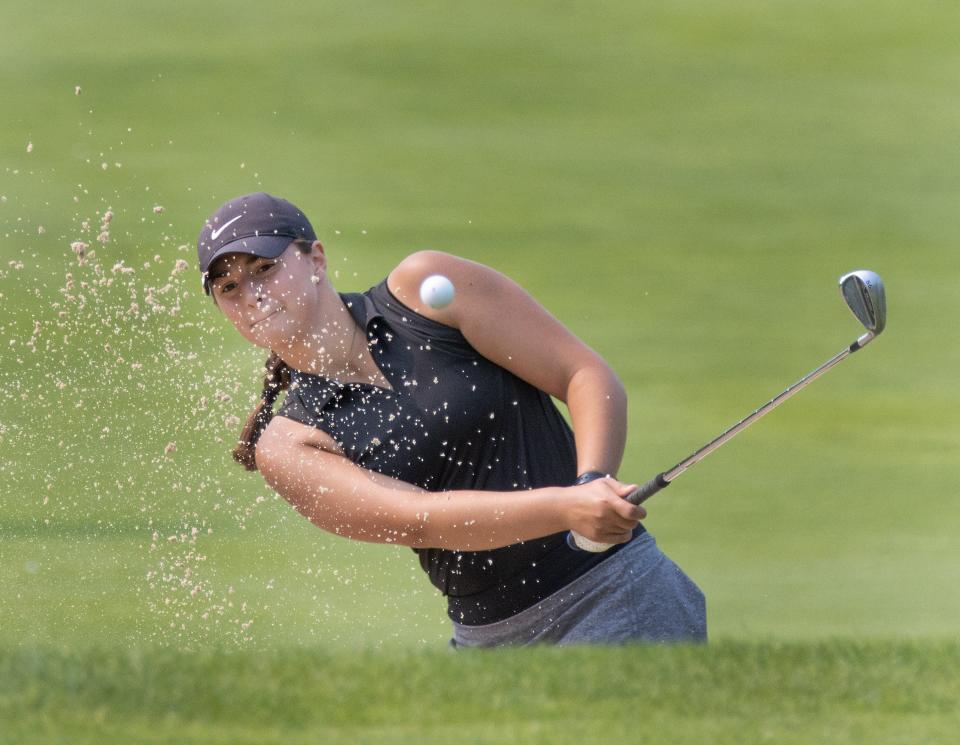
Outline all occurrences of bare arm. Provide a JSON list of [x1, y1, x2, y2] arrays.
[[256, 416, 643, 551], [388, 251, 628, 476]]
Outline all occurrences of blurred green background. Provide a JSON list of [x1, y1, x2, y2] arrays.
[[1, 0, 958, 656]]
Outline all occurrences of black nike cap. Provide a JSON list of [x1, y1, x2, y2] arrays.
[[197, 192, 317, 294]]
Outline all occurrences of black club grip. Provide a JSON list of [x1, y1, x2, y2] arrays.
[[625, 473, 670, 505]]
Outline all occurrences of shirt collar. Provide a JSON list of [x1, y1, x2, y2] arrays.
[[339, 290, 384, 332]]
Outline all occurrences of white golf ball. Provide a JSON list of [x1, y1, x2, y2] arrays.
[[419, 274, 455, 309]]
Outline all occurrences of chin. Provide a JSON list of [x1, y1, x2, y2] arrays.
[[251, 320, 303, 350], [241, 329, 275, 350]]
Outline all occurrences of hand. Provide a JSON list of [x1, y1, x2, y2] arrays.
[[564, 477, 646, 546]]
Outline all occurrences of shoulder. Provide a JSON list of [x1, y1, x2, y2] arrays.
[[391, 249, 461, 276], [386, 250, 463, 325], [386, 250, 513, 328], [387, 250, 470, 301]]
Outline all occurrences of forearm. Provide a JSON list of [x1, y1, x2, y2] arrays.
[[259, 441, 571, 551], [565, 363, 628, 477], [405, 485, 570, 550]]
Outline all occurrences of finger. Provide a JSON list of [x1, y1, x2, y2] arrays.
[[613, 499, 646, 522], [601, 516, 640, 536], [611, 510, 643, 531], [605, 529, 634, 545], [598, 477, 633, 492]]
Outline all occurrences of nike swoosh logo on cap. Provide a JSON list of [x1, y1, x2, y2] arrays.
[[210, 214, 242, 240]]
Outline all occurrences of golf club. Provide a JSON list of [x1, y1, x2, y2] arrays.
[[569, 269, 887, 552]]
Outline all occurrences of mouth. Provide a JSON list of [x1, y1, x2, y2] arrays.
[[250, 308, 280, 329]]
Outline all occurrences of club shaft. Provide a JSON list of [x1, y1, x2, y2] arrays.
[[572, 329, 878, 545], [660, 332, 874, 484]]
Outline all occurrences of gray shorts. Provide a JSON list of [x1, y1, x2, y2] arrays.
[[450, 532, 706, 648]]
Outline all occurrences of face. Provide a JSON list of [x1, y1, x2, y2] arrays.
[[208, 242, 326, 350]]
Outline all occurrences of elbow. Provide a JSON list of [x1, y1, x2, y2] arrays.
[[253, 432, 277, 483], [252, 422, 291, 496], [570, 360, 627, 406], [608, 367, 628, 407], [594, 358, 627, 407]]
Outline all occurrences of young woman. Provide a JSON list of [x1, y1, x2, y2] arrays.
[[198, 192, 705, 647]]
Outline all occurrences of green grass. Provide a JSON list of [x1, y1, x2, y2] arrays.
[[1, 0, 959, 740], [3, 641, 959, 744]]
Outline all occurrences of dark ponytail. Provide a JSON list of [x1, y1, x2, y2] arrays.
[[233, 352, 291, 471]]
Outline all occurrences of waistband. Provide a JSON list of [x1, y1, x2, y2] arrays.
[[451, 531, 660, 647], [447, 525, 645, 625]]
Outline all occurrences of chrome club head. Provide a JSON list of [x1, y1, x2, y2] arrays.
[[839, 270, 886, 336]]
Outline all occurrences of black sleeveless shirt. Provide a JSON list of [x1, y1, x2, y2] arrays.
[[276, 279, 633, 624]]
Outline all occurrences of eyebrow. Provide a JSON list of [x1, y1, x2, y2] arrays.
[[208, 254, 267, 283]]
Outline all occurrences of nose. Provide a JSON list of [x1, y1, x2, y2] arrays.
[[243, 282, 265, 308]]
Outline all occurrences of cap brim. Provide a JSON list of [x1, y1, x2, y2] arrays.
[[201, 235, 297, 293]]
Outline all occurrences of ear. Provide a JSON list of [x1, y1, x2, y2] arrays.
[[309, 240, 327, 276]]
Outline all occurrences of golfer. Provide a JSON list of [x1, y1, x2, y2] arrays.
[[197, 192, 706, 647]]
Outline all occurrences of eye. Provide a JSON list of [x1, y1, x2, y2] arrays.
[[219, 282, 237, 294], [256, 262, 276, 273]]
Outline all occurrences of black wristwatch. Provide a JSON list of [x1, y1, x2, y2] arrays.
[[574, 470, 608, 485]]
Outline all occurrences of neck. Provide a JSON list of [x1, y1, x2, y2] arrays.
[[276, 294, 363, 378]]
